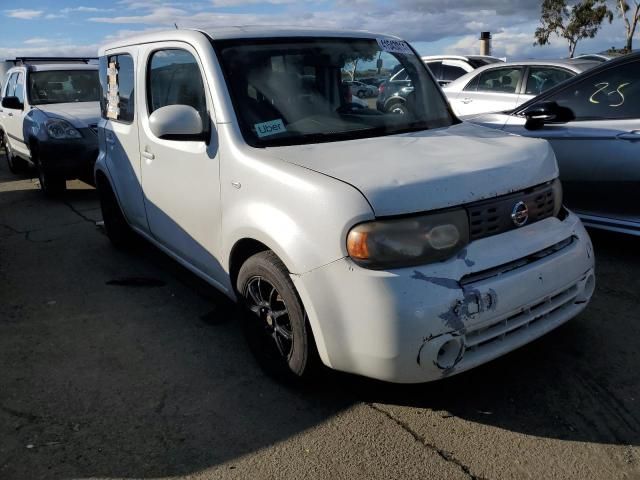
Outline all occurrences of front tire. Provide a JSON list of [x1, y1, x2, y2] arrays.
[[237, 250, 317, 382], [97, 179, 137, 248], [38, 168, 66, 196], [2, 134, 27, 174]]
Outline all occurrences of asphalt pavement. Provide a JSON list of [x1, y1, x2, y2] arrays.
[[1, 157, 639, 479]]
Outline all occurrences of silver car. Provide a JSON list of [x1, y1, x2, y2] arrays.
[[444, 59, 599, 117], [468, 52, 640, 236]]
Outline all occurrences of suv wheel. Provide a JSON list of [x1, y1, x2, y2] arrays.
[[97, 179, 137, 248], [386, 102, 408, 115], [237, 250, 318, 382], [357, 90, 366, 98], [2, 134, 26, 174]]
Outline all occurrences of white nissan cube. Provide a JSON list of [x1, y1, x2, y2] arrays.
[[96, 28, 595, 383]]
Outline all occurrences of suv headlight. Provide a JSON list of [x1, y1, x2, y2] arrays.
[[347, 209, 469, 270], [46, 119, 82, 139]]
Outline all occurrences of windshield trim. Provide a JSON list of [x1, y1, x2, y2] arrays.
[[212, 36, 459, 148]]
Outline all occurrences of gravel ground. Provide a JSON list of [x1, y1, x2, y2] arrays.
[[1, 157, 639, 480]]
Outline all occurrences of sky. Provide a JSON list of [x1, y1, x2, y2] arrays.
[[0, 0, 636, 61]]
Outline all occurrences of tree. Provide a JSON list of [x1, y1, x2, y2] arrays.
[[534, 0, 613, 58], [616, 0, 640, 52]]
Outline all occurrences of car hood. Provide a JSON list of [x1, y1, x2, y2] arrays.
[[35, 102, 100, 128], [267, 122, 558, 217]]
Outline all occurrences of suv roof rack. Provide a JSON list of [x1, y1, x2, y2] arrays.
[[8, 57, 98, 65]]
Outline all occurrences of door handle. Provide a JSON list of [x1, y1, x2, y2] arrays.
[[617, 130, 640, 141], [7, 112, 13, 117], [141, 150, 155, 160], [461, 98, 473, 104]]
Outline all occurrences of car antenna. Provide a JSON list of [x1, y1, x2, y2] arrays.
[[174, 23, 179, 29]]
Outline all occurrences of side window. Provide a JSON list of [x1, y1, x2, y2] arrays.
[[469, 67, 522, 94], [4, 73, 18, 97], [103, 53, 135, 123], [14, 73, 25, 104], [441, 64, 467, 82], [426, 61, 442, 79], [147, 49, 207, 121], [546, 60, 640, 120], [525, 67, 574, 95]]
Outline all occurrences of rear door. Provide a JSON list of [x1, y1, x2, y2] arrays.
[[99, 49, 148, 231], [453, 66, 523, 116], [503, 59, 640, 227], [137, 42, 225, 284]]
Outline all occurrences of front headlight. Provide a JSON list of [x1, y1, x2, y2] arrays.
[[551, 178, 563, 217], [346, 209, 469, 270], [46, 119, 82, 140]]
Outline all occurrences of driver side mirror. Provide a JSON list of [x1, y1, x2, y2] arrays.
[[523, 101, 574, 131], [148, 104, 207, 141], [2, 96, 24, 110]]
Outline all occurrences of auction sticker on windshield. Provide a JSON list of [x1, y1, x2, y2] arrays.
[[255, 119, 286, 138], [377, 38, 412, 55]]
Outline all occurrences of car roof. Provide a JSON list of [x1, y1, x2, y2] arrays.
[[421, 54, 504, 62], [444, 58, 600, 90], [6, 63, 98, 74], [514, 51, 640, 113], [100, 27, 401, 53]]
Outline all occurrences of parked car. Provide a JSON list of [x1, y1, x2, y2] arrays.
[[345, 80, 377, 97], [574, 53, 616, 62], [358, 76, 387, 87], [444, 59, 599, 117], [466, 52, 640, 236], [97, 28, 595, 384], [422, 55, 505, 86], [0, 57, 100, 194]]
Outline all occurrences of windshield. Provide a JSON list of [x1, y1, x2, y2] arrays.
[[215, 37, 455, 147], [29, 70, 100, 105]]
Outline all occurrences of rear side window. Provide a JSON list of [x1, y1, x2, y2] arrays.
[[441, 64, 467, 82], [147, 49, 207, 121], [102, 53, 135, 123], [545, 60, 640, 120], [524, 67, 574, 95], [426, 61, 442, 79], [467, 67, 522, 94]]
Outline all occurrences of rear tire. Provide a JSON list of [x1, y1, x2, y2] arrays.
[[97, 178, 137, 249], [386, 102, 408, 115], [237, 250, 318, 383]]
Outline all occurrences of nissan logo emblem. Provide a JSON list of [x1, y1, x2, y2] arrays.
[[511, 201, 529, 227]]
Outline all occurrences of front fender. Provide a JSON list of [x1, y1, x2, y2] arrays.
[[218, 123, 374, 276]]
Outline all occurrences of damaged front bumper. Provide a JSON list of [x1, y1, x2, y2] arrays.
[[293, 211, 595, 383]]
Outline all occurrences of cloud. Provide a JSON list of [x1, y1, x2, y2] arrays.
[[23, 37, 49, 45], [5, 9, 43, 19], [61, 6, 114, 14]]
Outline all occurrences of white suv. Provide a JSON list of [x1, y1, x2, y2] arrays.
[[0, 58, 100, 194], [96, 28, 595, 384]]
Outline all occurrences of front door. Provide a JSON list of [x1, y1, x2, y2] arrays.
[[137, 42, 225, 286], [2, 71, 29, 158]]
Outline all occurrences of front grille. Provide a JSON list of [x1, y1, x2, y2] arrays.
[[89, 124, 98, 135], [465, 282, 580, 352], [467, 182, 556, 241]]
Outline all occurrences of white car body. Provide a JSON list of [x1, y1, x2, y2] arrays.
[[0, 62, 100, 189], [443, 60, 598, 117], [96, 28, 595, 383]]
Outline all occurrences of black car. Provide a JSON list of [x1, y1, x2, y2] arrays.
[[375, 67, 414, 115]]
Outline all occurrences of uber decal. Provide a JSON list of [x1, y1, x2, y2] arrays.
[[255, 119, 286, 138]]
